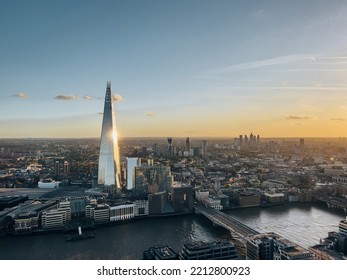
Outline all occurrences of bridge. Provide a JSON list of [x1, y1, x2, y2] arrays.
[[194, 204, 259, 238], [194, 204, 259, 256]]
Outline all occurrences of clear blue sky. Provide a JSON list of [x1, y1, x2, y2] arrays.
[[1, 0, 347, 138]]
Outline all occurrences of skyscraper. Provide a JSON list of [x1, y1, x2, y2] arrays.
[[126, 157, 139, 191], [54, 160, 60, 177], [185, 137, 191, 153], [167, 137, 173, 156], [98, 82, 121, 193], [202, 140, 208, 158]]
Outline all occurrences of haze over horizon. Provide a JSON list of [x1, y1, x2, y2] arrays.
[[1, 0, 347, 138]]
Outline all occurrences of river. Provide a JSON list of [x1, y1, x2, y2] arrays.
[[0, 203, 344, 259]]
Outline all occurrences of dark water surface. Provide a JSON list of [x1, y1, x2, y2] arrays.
[[0, 203, 344, 260]]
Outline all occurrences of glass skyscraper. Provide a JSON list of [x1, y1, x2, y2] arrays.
[[98, 82, 121, 193]]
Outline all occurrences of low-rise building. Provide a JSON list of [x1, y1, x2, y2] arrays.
[[318, 231, 347, 256], [10, 200, 57, 232], [41, 209, 66, 229], [14, 213, 39, 233], [309, 244, 345, 260], [38, 178, 60, 188], [204, 196, 222, 210], [134, 200, 149, 216], [261, 180, 287, 189], [239, 193, 261, 207], [93, 204, 110, 223], [264, 193, 285, 204], [85, 203, 110, 223], [339, 217, 347, 236], [41, 200, 71, 229], [195, 190, 209, 203], [179, 240, 240, 260], [143, 245, 178, 260], [110, 204, 135, 221], [246, 232, 313, 260]]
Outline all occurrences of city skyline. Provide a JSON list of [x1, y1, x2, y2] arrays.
[[1, 0, 347, 138]]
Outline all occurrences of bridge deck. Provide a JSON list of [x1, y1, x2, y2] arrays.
[[194, 204, 259, 237]]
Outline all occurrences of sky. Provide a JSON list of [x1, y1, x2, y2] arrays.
[[1, 0, 347, 138]]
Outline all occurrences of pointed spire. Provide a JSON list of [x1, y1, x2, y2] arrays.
[[105, 81, 112, 103]]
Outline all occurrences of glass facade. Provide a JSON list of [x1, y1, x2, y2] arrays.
[[97, 82, 121, 191]]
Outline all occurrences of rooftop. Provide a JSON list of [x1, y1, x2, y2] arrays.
[[310, 244, 345, 260], [248, 232, 311, 257], [184, 240, 235, 251]]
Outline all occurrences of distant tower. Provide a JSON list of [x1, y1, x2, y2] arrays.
[[152, 143, 158, 156], [54, 160, 60, 177], [202, 140, 208, 158], [300, 138, 305, 153], [185, 137, 191, 152], [167, 137, 173, 156], [244, 135, 248, 145], [257, 135, 260, 143], [239, 135, 243, 145], [98, 82, 122, 193], [63, 161, 69, 176], [250, 133, 254, 145]]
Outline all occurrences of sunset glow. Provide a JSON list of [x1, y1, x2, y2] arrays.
[[1, 1, 347, 138]]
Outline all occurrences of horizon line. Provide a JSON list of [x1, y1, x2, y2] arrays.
[[1, 136, 347, 140]]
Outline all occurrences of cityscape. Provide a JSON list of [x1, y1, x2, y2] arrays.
[[1, 1, 347, 261], [1, 82, 347, 260]]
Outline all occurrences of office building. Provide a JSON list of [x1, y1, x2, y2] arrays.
[[143, 245, 179, 260], [86, 204, 110, 224], [12, 200, 57, 233], [244, 135, 248, 145], [63, 161, 69, 176], [97, 82, 122, 193], [339, 217, 347, 236], [110, 204, 134, 221], [54, 160, 60, 177], [246, 232, 313, 260], [250, 133, 254, 145], [134, 165, 173, 195], [167, 138, 173, 156], [171, 183, 193, 213], [126, 157, 140, 191], [148, 191, 174, 215], [309, 244, 345, 260], [41, 200, 71, 229], [38, 178, 60, 189], [69, 197, 86, 217], [202, 140, 208, 158], [179, 240, 240, 260], [152, 143, 159, 156], [134, 167, 148, 195], [133, 200, 149, 216], [318, 231, 347, 256], [185, 137, 191, 153], [193, 147, 200, 157]]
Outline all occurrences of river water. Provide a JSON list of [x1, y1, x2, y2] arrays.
[[0, 203, 344, 260]]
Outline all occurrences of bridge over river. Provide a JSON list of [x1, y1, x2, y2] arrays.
[[194, 204, 259, 256], [194, 204, 259, 237]]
